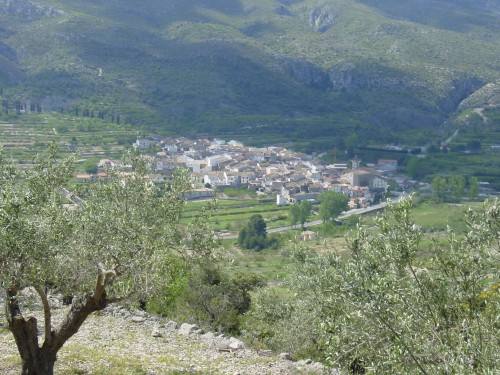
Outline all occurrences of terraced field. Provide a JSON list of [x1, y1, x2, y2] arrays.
[[183, 199, 298, 232], [0, 113, 137, 169]]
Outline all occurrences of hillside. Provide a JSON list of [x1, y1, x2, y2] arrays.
[[1, 0, 500, 148], [0, 296, 330, 375]]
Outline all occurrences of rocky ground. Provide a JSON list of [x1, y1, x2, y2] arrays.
[[0, 295, 335, 375]]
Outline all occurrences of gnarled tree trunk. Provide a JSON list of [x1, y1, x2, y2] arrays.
[[5, 269, 113, 375], [9, 315, 56, 375]]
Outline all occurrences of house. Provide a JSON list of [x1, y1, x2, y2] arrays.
[[377, 159, 398, 172], [133, 138, 157, 150], [224, 172, 242, 187], [330, 163, 348, 170], [98, 159, 120, 170], [206, 154, 232, 170], [228, 140, 244, 148], [203, 172, 229, 187], [239, 172, 255, 185], [290, 192, 319, 204], [342, 168, 374, 187], [276, 194, 289, 206], [163, 143, 178, 154]]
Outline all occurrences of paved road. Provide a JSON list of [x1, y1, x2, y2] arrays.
[[219, 196, 404, 240]]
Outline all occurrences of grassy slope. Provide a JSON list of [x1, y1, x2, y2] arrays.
[[0, 112, 136, 167], [0, 0, 499, 149]]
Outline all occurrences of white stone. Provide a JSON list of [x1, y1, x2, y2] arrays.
[[228, 337, 245, 350], [178, 323, 199, 335], [165, 320, 178, 331]]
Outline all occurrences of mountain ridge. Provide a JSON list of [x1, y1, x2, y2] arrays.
[[0, 0, 499, 148]]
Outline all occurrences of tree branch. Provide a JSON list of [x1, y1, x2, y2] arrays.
[[94, 263, 116, 303], [5, 286, 21, 326], [34, 286, 52, 346]]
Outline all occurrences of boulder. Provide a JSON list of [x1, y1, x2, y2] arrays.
[[258, 349, 273, 357], [164, 320, 178, 331], [279, 352, 292, 361], [228, 337, 245, 350], [131, 316, 146, 323], [178, 323, 199, 336], [201, 332, 216, 341]]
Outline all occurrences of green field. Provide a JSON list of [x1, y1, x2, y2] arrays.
[[0, 113, 137, 170], [183, 198, 301, 232], [223, 199, 486, 282]]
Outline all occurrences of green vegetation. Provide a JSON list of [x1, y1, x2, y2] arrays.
[[289, 201, 312, 229], [432, 175, 478, 202], [150, 266, 264, 334], [1, 145, 498, 373], [238, 214, 276, 251], [0, 147, 215, 374], [244, 197, 500, 373], [182, 199, 290, 232], [318, 191, 349, 223], [1, 0, 500, 150], [0, 113, 136, 168]]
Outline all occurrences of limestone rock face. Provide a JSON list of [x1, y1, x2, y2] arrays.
[[282, 58, 332, 90], [309, 6, 336, 32]]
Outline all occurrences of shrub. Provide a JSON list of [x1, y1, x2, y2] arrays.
[[150, 266, 264, 334]]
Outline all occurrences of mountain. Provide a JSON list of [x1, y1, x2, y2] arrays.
[[1, 0, 500, 149]]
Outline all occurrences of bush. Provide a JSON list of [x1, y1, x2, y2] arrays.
[[310, 198, 498, 372], [242, 285, 324, 360], [246, 197, 500, 373], [150, 265, 264, 334], [238, 214, 277, 250]]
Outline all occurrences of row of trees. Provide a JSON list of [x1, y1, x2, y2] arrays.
[[432, 175, 479, 202], [1, 99, 43, 114], [71, 107, 122, 124], [0, 96, 122, 125], [289, 191, 350, 229]]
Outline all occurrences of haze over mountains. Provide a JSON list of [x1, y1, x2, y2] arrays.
[[1, 0, 500, 148]]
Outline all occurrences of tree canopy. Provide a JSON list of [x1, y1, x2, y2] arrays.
[[247, 196, 500, 373], [0, 147, 215, 374], [290, 201, 313, 229], [318, 191, 349, 223], [238, 214, 270, 251]]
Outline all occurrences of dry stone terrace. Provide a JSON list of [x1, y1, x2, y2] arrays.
[[0, 293, 337, 374]]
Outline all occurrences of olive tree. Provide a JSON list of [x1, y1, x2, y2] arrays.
[[288, 196, 499, 373], [0, 147, 214, 375]]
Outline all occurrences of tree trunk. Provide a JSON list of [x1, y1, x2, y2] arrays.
[[5, 279, 110, 375], [20, 348, 56, 375], [8, 312, 56, 375]]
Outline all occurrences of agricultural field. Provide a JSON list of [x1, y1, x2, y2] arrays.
[[0, 113, 137, 170], [182, 198, 303, 232], [221, 199, 486, 282]]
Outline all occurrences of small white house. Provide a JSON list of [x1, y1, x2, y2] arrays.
[[276, 194, 289, 206]]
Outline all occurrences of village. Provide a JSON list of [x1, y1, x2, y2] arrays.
[[96, 136, 407, 210]]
